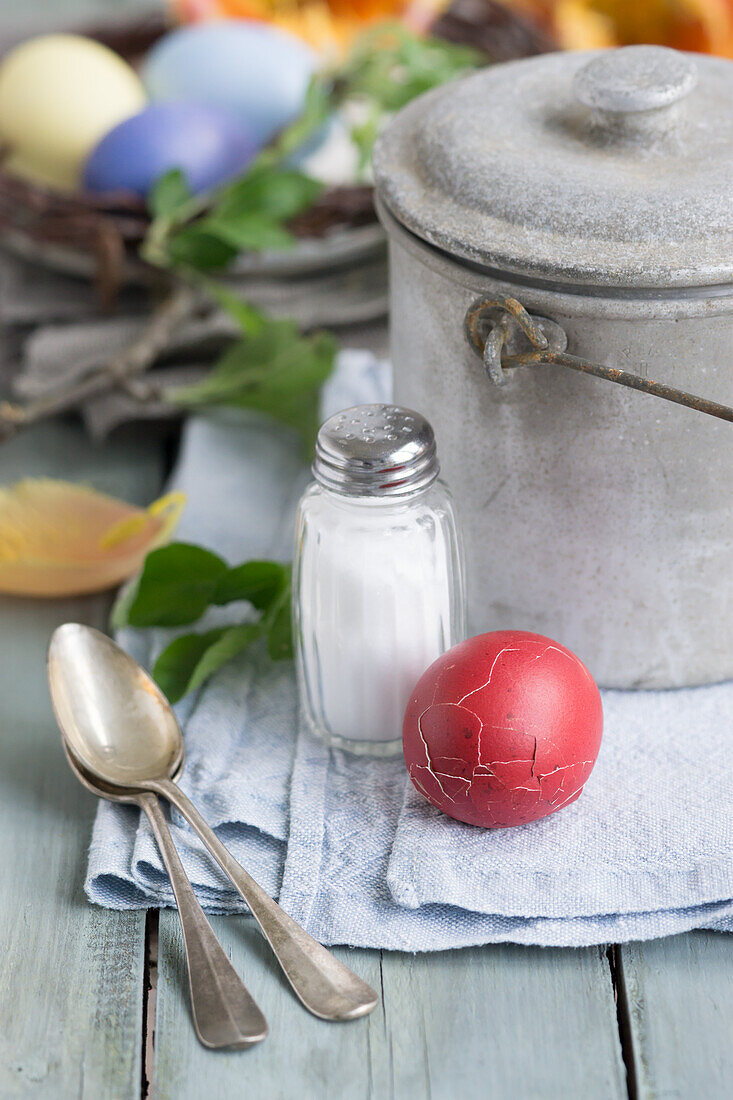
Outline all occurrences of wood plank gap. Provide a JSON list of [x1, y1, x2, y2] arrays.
[[141, 910, 160, 1100], [378, 950, 386, 1036], [606, 944, 639, 1100], [378, 950, 395, 1100]]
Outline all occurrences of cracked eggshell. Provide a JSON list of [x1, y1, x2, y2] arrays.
[[403, 630, 603, 829]]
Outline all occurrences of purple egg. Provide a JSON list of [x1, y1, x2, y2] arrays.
[[83, 102, 258, 197]]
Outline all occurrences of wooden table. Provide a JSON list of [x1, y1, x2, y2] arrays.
[[0, 4, 731, 1095], [1, 356, 731, 1100]]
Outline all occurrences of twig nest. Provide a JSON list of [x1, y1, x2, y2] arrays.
[[403, 630, 603, 828]]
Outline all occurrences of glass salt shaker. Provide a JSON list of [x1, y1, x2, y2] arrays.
[[293, 404, 466, 756]]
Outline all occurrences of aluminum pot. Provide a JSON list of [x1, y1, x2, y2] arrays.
[[373, 45, 733, 688]]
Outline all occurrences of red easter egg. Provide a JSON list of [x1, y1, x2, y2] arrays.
[[403, 630, 603, 828]]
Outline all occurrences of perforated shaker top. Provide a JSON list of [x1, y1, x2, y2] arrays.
[[313, 404, 439, 497]]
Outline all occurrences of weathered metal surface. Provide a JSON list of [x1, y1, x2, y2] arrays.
[[373, 48, 733, 288], [466, 295, 733, 422], [374, 43, 733, 687], [572, 45, 697, 112], [378, 200, 733, 688]]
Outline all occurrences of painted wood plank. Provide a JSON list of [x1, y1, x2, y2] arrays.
[[0, 421, 165, 1098], [619, 932, 733, 1100], [153, 911, 627, 1100], [153, 913, 384, 1100], [380, 944, 627, 1100]]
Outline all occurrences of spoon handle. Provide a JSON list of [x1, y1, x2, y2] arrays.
[[155, 779, 378, 1022], [139, 792, 268, 1049]]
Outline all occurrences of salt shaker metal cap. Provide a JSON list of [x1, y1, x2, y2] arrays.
[[313, 404, 439, 497]]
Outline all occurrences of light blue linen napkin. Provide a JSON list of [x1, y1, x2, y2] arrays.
[[86, 350, 733, 947]]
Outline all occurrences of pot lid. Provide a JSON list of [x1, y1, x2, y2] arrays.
[[373, 46, 733, 289]]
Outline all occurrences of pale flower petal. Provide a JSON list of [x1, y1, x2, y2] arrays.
[[0, 480, 185, 597]]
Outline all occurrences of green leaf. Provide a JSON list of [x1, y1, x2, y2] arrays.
[[215, 168, 322, 222], [113, 538, 295, 700], [162, 165, 322, 266], [110, 577, 141, 632], [214, 560, 288, 610], [148, 169, 192, 218], [166, 319, 336, 455], [119, 543, 228, 628], [266, 577, 293, 662], [350, 110, 382, 173], [167, 226, 238, 270], [153, 623, 262, 702], [337, 24, 481, 162], [203, 281, 266, 335], [152, 628, 226, 702], [159, 165, 321, 272], [201, 213, 295, 252], [261, 76, 334, 165], [186, 622, 263, 692], [345, 25, 480, 107]]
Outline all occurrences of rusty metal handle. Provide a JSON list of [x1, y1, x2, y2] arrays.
[[465, 296, 733, 424]]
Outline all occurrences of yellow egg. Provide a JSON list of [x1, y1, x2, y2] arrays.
[[0, 34, 146, 191]]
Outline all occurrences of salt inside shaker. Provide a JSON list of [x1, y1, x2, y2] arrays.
[[293, 403, 466, 755]]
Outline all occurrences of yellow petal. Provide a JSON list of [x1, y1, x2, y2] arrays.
[[554, 0, 617, 49], [0, 480, 185, 597]]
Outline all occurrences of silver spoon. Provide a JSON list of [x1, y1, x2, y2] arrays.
[[48, 623, 379, 1023], [60, 742, 268, 1050]]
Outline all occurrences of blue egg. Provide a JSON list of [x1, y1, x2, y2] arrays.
[[142, 20, 318, 146], [83, 102, 258, 197]]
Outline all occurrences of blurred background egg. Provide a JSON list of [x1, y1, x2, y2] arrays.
[[0, 34, 146, 192], [83, 102, 259, 198], [142, 20, 318, 146]]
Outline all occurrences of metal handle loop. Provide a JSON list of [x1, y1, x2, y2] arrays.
[[483, 314, 511, 386], [465, 295, 733, 424]]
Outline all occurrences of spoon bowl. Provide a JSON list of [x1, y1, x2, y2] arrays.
[[62, 739, 183, 804], [49, 622, 183, 787]]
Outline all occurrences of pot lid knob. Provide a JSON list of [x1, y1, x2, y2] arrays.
[[573, 45, 697, 113]]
